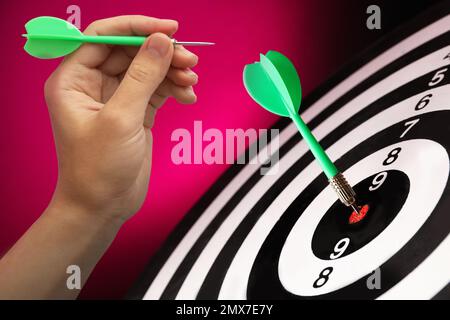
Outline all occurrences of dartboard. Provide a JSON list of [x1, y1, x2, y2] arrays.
[[128, 3, 450, 300]]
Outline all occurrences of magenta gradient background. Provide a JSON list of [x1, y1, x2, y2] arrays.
[[1, 0, 370, 298]]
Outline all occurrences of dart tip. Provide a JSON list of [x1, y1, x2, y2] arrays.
[[172, 39, 215, 46], [183, 42, 215, 46], [22, 34, 29, 38], [350, 204, 359, 213], [349, 203, 370, 224]]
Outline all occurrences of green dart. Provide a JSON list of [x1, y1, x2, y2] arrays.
[[23, 16, 214, 59], [243, 51, 360, 212]]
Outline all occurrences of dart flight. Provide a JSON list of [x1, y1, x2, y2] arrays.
[[243, 51, 338, 179]]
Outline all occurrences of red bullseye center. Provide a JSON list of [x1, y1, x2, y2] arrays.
[[349, 204, 370, 224]]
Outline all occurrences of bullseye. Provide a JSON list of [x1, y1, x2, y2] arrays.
[[349, 204, 370, 225]]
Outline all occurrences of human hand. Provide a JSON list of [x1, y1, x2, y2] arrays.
[[44, 16, 199, 223], [0, 15, 201, 299]]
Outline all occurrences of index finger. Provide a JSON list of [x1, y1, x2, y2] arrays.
[[64, 15, 178, 68]]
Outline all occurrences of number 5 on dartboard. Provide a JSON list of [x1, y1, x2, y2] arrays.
[[428, 67, 447, 86]]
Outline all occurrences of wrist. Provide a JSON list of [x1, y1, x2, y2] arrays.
[[46, 191, 126, 233]]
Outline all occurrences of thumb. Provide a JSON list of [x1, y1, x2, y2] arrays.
[[107, 33, 174, 120]]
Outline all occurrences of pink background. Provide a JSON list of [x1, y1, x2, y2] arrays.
[[1, 0, 376, 298]]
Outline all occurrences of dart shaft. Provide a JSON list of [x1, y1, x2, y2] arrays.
[[291, 113, 357, 208], [24, 34, 213, 47], [83, 35, 146, 46], [289, 113, 358, 208], [83, 36, 214, 46], [290, 113, 338, 179]]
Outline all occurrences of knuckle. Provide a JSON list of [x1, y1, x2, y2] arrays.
[[44, 72, 61, 105], [43, 76, 53, 99], [86, 19, 100, 29], [84, 21, 97, 33], [84, 19, 105, 34], [134, 14, 149, 20]]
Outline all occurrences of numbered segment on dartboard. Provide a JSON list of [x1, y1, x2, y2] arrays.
[[127, 3, 450, 301]]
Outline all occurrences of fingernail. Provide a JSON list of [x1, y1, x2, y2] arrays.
[[185, 86, 196, 96], [186, 69, 198, 79], [147, 34, 170, 57], [163, 19, 179, 27], [187, 51, 198, 61]]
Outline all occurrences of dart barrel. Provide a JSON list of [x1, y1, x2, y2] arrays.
[[329, 173, 356, 207]]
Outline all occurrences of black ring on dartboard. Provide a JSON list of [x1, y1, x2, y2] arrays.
[[126, 1, 450, 300]]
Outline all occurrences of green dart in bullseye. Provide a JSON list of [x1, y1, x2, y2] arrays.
[[23, 16, 214, 59], [243, 51, 360, 212]]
